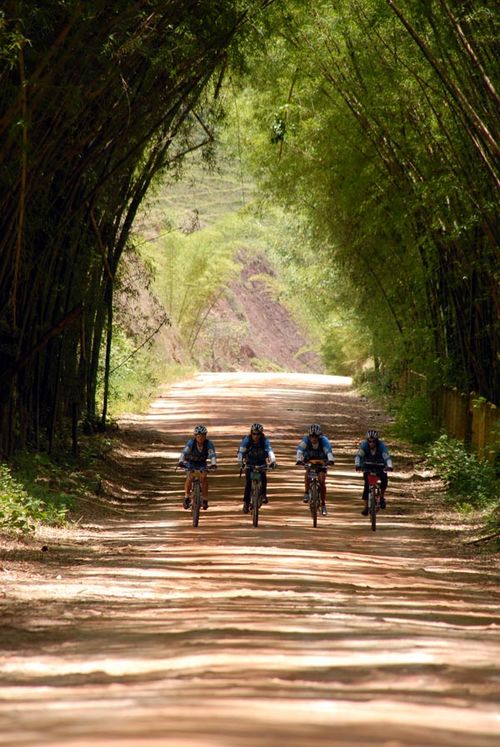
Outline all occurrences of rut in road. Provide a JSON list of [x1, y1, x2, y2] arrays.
[[0, 372, 499, 747]]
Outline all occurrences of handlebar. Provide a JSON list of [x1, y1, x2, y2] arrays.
[[239, 463, 272, 477], [178, 464, 216, 472], [298, 460, 328, 469], [361, 461, 390, 473]]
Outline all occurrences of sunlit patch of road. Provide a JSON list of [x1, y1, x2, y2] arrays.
[[0, 373, 499, 747]]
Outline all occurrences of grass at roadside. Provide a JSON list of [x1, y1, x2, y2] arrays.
[[0, 437, 111, 534], [426, 435, 499, 546]]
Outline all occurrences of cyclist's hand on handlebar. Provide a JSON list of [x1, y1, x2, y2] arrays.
[[355, 467, 362, 472], [178, 461, 187, 468], [208, 464, 217, 471], [296, 460, 304, 466], [270, 461, 277, 469]]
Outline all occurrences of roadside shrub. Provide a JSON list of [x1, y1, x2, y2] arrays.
[[0, 464, 68, 533], [426, 435, 498, 509], [0, 453, 77, 534], [393, 394, 439, 445]]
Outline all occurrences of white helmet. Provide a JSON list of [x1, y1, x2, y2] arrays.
[[366, 429, 379, 440], [194, 425, 208, 435], [308, 424, 322, 436]]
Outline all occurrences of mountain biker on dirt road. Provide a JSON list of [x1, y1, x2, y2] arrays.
[[355, 429, 393, 515], [296, 424, 335, 516], [178, 425, 217, 511], [237, 423, 277, 513]]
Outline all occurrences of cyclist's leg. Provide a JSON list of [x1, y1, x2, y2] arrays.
[[361, 472, 369, 515], [319, 470, 327, 505], [243, 469, 251, 511], [261, 470, 268, 503], [183, 470, 193, 509], [319, 470, 328, 515], [379, 469, 388, 508], [303, 471, 310, 502], [201, 470, 209, 509]]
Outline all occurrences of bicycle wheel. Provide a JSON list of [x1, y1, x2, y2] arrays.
[[369, 485, 377, 532], [192, 481, 201, 528], [310, 482, 319, 528], [251, 480, 260, 527]]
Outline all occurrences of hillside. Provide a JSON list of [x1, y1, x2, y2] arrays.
[[124, 153, 324, 375], [198, 249, 323, 372], [115, 245, 323, 375]]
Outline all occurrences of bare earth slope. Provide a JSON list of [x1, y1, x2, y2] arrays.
[[0, 373, 499, 747], [202, 251, 324, 372]]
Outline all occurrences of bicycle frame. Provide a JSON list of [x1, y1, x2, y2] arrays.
[[241, 464, 267, 527], [185, 467, 206, 528], [304, 460, 326, 528], [366, 470, 381, 532]]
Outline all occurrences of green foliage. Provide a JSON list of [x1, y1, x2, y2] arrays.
[[0, 460, 71, 534], [426, 435, 498, 510], [97, 326, 195, 417], [141, 217, 240, 348], [0, 1, 270, 454], [231, 0, 499, 403], [392, 395, 440, 445]]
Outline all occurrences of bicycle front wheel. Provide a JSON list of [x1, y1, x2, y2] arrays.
[[251, 481, 260, 527], [192, 481, 201, 528], [369, 486, 377, 532], [310, 483, 319, 528]]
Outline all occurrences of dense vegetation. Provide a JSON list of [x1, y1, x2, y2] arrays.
[[0, 0, 272, 455], [235, 0, 498, 404]]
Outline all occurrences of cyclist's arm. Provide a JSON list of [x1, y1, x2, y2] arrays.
[[354, 444, 366, 469], [237, 438, 247, 465], [265, 439, 276, 465], [321, 436, 335, 463], [380, 441, 393, 470], [179, 441, 192, 463], [207, 439, 217, 466], [296, 439, 307, 463]]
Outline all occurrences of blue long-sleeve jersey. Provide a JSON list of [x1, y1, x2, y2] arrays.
[[355, 439, 393, 470], [237, 434, 275, 466], [296, 434, 334, 463], [180, 438, 217, 467]]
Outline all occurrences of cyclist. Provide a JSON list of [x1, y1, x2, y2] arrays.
[[296, 424, 334, 516], [237, 423, 277, 513], [355, 429, 393, 515], [178, 425, 217, 511]]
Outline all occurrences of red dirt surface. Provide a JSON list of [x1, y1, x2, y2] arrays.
[[0, 372, 499, 747]]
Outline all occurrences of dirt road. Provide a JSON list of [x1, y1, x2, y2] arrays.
[[1, 373, 499, 747]]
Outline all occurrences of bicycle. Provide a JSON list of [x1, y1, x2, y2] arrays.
[[364, 461, 384, 532], [303, 460, 327, 528], [240, 463, 268, 527], [180, 465, 213, 527]]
